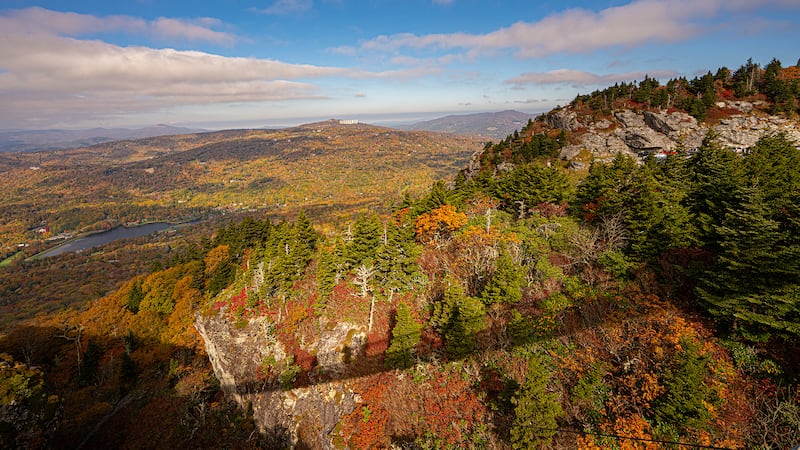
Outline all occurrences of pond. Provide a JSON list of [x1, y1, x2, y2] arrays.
[[39, 222, 176, 258]]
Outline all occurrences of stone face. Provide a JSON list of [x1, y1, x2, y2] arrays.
[[196, 313, 360, 449], [545, 109, 580, 131], [643, 111, 676, 134], [573, 109, 799, 157], [617, 126, 675, 151]]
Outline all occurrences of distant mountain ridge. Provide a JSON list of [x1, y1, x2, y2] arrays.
[[404, 110, 535, 140], [0, 124, 205, 153]]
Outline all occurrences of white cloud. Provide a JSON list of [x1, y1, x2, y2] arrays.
[[357, 0, 780, 58], [506, 69, 678, 87], [0, 7, 236, 45], [0, 7, 427, 128], [256, 0, 313, 15]]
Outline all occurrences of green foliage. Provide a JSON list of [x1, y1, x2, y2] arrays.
[[375, 223, 420, 294], [510, 353, 563, 449], [481, 248, 523, 304], [316, 245, 344, 302], [652, 338, 716, 433], [508, 309, 534, 347], [698, 180, 800, 340], [597, 250, 634, 280], [570, 361, 610, 425], [279, 357, 301, 390], [78, 340, 101, 387], [345, 214, 383, 268], [433, 280, 486, 360], [385, 302, 422, 369], [686, 132, 745, 251], [213, 216, 272, 257], [720, 340, 781, 376], [494, 164, 574, 213], [0, 354, 61, 449], [625, 156, 695, 260], [574, 153, 638, 222], [126, 279, 145, 313]]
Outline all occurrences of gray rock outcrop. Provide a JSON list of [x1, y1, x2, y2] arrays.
[[196, 313, 364, 449], [548, 107, 800, 158], [545, 109, 580, 131]]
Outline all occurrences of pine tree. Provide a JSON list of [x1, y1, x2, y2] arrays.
[[433, 279, 486, 360], [385, 302, 422, 369], [698, 184, 800, 340], [345, 214, 382, 268], [625, 156, 694, 260], [510, 353, 563, 449], [316, 243, 344, 301], [574, 153, 638, 222], [686, 132, 745, 251], [495, 164, 573, 213], [375, 223, 420, 295], [653, 338, 714, 432], [126, 279, 144, 313], [481, 248, 523, 304]]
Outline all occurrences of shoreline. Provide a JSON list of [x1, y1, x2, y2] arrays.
[[28, 217, 202, 260]]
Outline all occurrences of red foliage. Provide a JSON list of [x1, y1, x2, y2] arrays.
[[340, 374, 392, 449], [534, 202, 569, 218], [420, 370, 490, 446]]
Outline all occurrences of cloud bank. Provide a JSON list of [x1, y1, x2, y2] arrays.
[[356, 0, 780, 58], [0, 7, 414, 127]]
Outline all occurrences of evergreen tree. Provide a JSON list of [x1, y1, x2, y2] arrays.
[[698, 184, 800, 340], [625, 155, 694, 260], [432, 279, 486, 360], [375, 223, 420, 295], [481, 248, 523, 304], [686, 132, 744, 251], [385, 302, 422, 369], [574, 153, 638, 222], [494, 164, 573, 213], [316, 244, 344, 301], [78, 341, 101, 387], [653, 339, 714, 433], [510, 353, 563, 449], [345, 214, 382, 268], [126, 279, 144, 313]]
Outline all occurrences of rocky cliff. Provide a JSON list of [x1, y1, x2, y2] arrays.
[[195, 312, 368, 448], [549, 102, 800, 161]]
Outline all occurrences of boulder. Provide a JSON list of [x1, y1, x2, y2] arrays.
[[545, 110, 580, 131]]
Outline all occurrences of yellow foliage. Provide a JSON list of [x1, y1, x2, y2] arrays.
[[204, 245, 230, 276]]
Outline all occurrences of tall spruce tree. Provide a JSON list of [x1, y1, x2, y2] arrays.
[[385, 302, 422, 369], [481, 248, 523, 304], [345, 214, 383, 268], [698, 184, 800, 340], [686, 132, 745, 251], [375, 223, 420, 295], [510, 353, 563, 449]]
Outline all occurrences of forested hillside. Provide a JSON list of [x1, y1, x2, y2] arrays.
[[1, 58, 799, 449]]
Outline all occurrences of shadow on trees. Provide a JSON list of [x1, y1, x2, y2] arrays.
[[0, 323, 301, 450]]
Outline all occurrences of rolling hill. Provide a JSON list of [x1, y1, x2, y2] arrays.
[[405, 110, 535, 140]]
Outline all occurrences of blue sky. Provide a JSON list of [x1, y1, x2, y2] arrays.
[[1, 0, 799, 130]]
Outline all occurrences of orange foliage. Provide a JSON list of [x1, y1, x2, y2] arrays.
[[414, 204, 467, 244], [340, 374, 391, 449], [779, 65, 800, 80]]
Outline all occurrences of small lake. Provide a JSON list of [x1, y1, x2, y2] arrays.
[[39, 222, 175, 258]]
